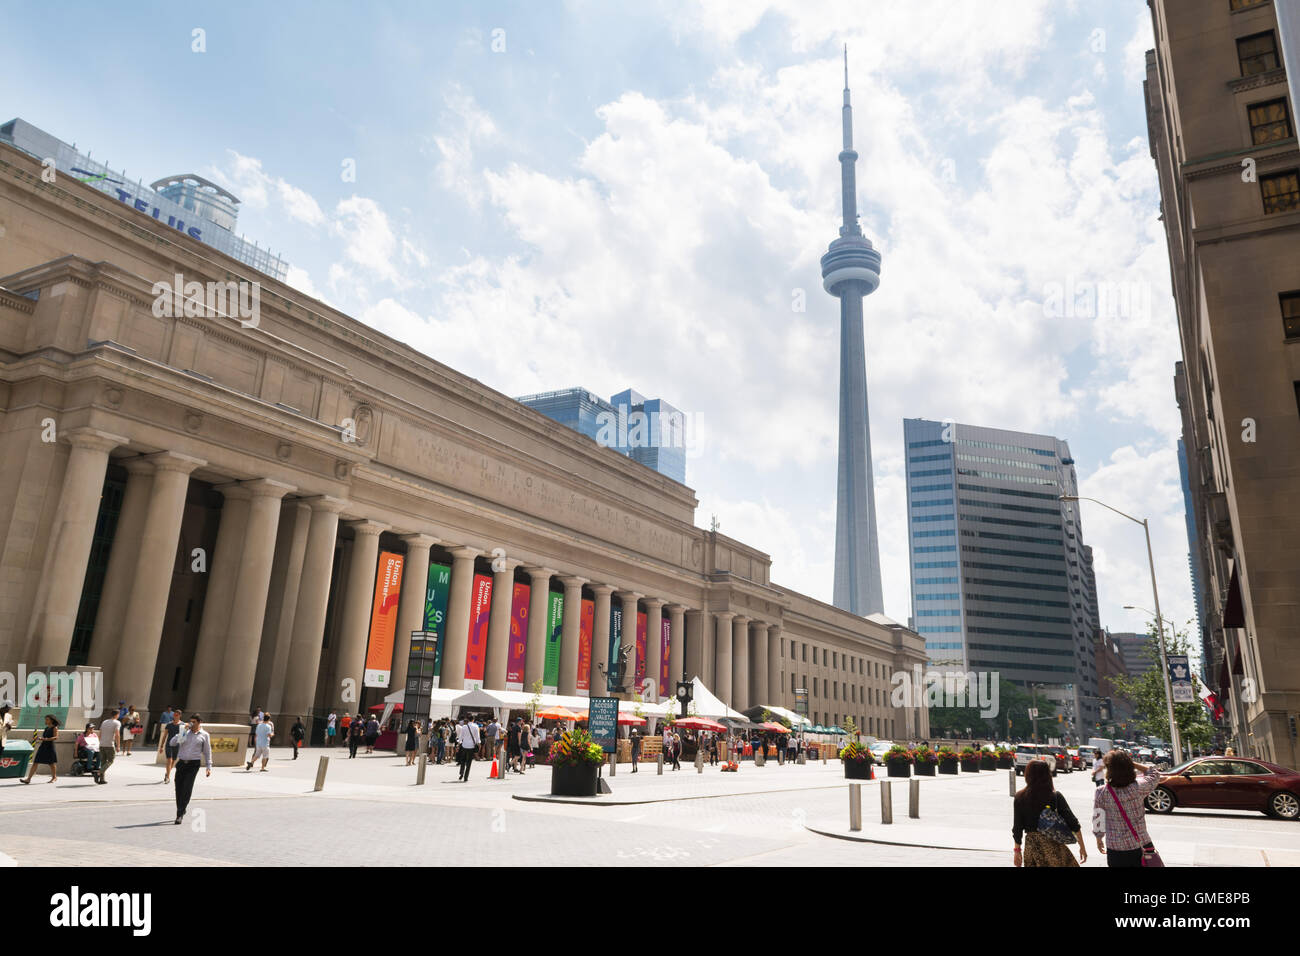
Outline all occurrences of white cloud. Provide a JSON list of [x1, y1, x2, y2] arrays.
[[212, 152, 325, 227]]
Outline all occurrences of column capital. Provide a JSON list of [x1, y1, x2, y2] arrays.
[[140, 450, 207, 475], [302, 495, 348, 514], [492, 557, 524, 574], [591, 583, 616, 596], [767, 622, 782, 635], [617, 590, 644, 602], [643, 597, 666, 610], [449, 545, 480, 561], [557, 575, 588, 589], [733, 615, 751, 626], [65, 427, 130, 454], [715, 610, 736, 622], [398, 533, 438, 549], [348, 519, 389, 537], [521, 566, 556, 580], [684, 607, 704, 619], [243, 478, 296, 499]]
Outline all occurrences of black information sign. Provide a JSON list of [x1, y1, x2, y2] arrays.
[[794, 688, 809, 717], [404, 631, 439, 724], [588, 696, 620, 754]]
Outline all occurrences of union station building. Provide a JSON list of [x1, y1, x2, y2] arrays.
[[0, 139, 929, 739]]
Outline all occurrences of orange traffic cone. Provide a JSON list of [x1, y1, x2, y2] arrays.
[[489, 757, 499, 779]]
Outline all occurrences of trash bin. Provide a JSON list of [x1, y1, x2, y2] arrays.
[[0, 740, 34, 778]]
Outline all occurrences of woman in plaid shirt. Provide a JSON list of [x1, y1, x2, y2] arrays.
[[1092, 751, 1162, 866]]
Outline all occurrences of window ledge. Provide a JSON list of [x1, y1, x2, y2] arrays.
[[1228, 67, 1287, 95]]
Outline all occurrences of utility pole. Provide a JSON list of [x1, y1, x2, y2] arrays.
[[1031, 684, 1039, 743]]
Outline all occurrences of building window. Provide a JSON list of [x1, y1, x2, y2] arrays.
[[802, 645, 807, 662], [813, 677, 818, 696], [791, 673, 796, 693], [1282, 291, 1300, 339], [1249, 99, 1293, 145], [1261, 170, 1300, 213], [1237, 31, 1280, 76]]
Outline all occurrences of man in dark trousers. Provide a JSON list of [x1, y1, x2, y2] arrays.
[[456, 715, 481, 782], [172, 714, 212, 824], [630, 730, 641, 773]]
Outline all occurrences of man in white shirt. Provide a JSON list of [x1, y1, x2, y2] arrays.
[[247, 715, 274, 771], [97, 715, 122, 784], [173, 714, 213, 824], [456, 716, 481, 782]]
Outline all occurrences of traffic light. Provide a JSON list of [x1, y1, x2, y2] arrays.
[[1058, 715, 1063, 723]]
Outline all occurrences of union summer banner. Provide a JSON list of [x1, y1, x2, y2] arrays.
[[424, 562, 450, 688], [543, 590, 564, 693], [576, 598, 594, 695], [363, 551, 403, 688], [506, 581, 530, 690], [465, 573, 493, 689], [608, 604, 623, 675], [634, 611, 647, 684], [659, 616, 671, 698]]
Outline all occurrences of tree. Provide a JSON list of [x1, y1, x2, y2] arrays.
[[928, 678, 1058, 741], [1107, 621, 1213, 753]]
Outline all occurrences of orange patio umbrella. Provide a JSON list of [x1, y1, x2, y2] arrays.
[[536, 706, 583, 721]]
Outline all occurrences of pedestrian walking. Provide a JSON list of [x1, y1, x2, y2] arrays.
[[669, 731, 681, 771], [456, 716, 481, 781], [348, 714, 363, 758], [247, 714, 274, 771], [404, 720, 420, 765], [326, 711, 337, 747], [1092, 752, 1163, 867], [1013, 759, 1086, 867], [96, 712, 122, 784], [123, 705, 141, 755], [630, 729, 641, 773], [436, 722, 448, 764], [338, 711, 351, 748], [708, 732, 718, 766], [506, 718, 523, 774], [486, 717, 501, 762], [0, 705, 11, 753], [364, 714, 380, 753], [21, 715, 60, 784], [173, 715, 212, 824], [157, 709, 184, 783], [291, 716, 305, 759]]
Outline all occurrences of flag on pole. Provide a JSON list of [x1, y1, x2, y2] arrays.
[[1197, 678, 1223, 721]]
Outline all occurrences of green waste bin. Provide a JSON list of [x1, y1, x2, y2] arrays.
[[0, 740, 34, 778]]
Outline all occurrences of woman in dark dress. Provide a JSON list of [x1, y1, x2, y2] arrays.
[[1013, 759, 1087, 867], [404, 720, 419, 765], [22, 715, 60, 784]]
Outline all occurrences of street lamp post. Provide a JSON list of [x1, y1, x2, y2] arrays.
[[1061, 494, 1182, 762]]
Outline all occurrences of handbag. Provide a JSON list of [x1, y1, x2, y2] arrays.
[[1107, 784, 1164, 867], [1036, 796, 1076, 845]]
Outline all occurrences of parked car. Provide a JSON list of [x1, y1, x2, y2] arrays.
[[1014, 743, 1057, 776], [1041, 743, 1071, 773], [868, 741, 894, 761], [1146, 757, 1300, 820], [1077, 745, 1100, 767], [1067, 748, 1084, 770]]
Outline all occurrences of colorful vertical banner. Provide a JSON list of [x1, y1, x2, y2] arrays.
[[576, 598, 594, 696], [608, 604, 623, 680], [363, 551, 404, 688], [505, 582, 530, 690], [635, 611, 647, 684], [659, 617, 671, 699], [424, 562, 451, 688], [543, 590, 564, 693], [465, 573, 493, 690]]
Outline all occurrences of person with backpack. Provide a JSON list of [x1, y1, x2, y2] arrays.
[[1013, 758, 1086, 867], [347, 714, 363, 758], [291, 717, 306, 759]]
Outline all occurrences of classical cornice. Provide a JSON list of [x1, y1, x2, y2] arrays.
[[1225, 66, 1287, 96]]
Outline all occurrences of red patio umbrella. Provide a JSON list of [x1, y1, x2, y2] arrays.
[[759, 721, 789, 733], [617, 713, 647, 725], [673, 716, 726, 732]]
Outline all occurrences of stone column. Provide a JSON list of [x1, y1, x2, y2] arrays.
[[714, 611, 735, 705], [684, 609, 706, 684], [281, 496, 346, 719], [86, 457, 153, 671], [617, 591, 642, 693], [213, 480, 293, 719], [667, 604, 685, 685], [644, 599, 665, 699], [701, 609, 715, 686], [751, 619, 769, 708], [332, 520, 388, 709], [184, 483, 254, 713], [557, 576, 587, 696], [591, 584, 614, 695], [112, 451, 206, 716], [26, 427, 129, 665], [767, 624, 782, 705], [438, 547, 479, 691], [262, 500, 312, 714], [523, 567, 556, 690], [392, 534, 437, 696], [732, 615, 750, 712], [485, 559, 521, 690]]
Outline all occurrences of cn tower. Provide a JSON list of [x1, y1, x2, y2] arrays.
[[821, 47, 884, 616]]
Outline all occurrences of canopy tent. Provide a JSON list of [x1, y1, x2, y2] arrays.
[[678, 677, 748, 721], [747, 704, 810, 730], [718, 716, 760, 731], [378, 687, 464, 727]]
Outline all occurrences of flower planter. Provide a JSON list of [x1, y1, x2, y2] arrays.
[[938, 759, 958, 775], [997, 757, 1014, 769], [960, 760, 980, 773], [913, 762, 936, 776], [980, 757, 997, 771], [844, 760, 874, 780], [886, 759, 912, 778], [550, 762, 600, 797]]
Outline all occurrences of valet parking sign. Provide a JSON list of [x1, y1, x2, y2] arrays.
[[1167, 654, 1194, 704]]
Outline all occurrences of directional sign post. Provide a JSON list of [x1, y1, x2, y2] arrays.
[[1167, 655, 1194, 704]]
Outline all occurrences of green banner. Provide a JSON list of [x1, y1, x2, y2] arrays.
[[543, 590, 564, 692], [424, 562, 451, 686]]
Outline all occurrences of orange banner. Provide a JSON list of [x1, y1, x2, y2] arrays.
[[363, 551, 404, 688]]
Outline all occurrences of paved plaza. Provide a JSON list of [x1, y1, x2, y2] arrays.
[[2, 750, 1296, 867]]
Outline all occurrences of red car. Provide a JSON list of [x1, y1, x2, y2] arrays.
[[1146, 756, 1300, 820]]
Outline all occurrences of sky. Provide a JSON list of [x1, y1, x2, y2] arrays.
[[3, 0, 1197, 647]]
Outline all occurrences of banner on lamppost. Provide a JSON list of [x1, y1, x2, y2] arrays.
[[543, 590, 564, 693], [588, 696, 619, 754], [1167, 654, 1194, 703]]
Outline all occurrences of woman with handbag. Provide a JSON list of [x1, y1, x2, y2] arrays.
[[122, 705, 141, 756], [1012, 759, 1087, 867], [1092, 751, 1163, 867]]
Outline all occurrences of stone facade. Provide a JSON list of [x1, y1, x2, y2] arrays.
[[0, 141, 928, 737]]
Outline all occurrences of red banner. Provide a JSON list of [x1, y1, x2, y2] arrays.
[[576, 598, 594, 695], [506, 582, 530, 690], [659, 616, 671, 698], [363, 551, 403, 688], [465, 573, 493, 688], [635, 611, 647, 683]]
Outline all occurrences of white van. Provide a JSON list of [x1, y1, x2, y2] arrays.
[[1086, 737, 1114, 753]]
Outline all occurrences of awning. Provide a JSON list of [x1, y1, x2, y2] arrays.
[[1222, 565, 1246, 629], [681, 677, 748, 720]]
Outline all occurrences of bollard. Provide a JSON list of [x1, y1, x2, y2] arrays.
[[1009, 769, 1016, 796], [849, 782, 863, 832], [416, 754, 427, 786], [822, 749, 827, 765], [657, 754, 664, 776], [778, 749, 784, 766], [609, 753, 616, 776], [695, 751, 703, 772], [798, 752, 806, 765], [880, 780, 893, 824], [313, 756, 329, 792], [909, 778, 920, 819], [756, 751, 764, 767], [498, 744, 507, 780]]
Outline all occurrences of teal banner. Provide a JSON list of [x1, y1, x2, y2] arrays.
[[424, 562, 451, 686]]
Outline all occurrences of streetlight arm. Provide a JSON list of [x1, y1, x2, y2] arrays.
[[1060, 495, 1142, 526]]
